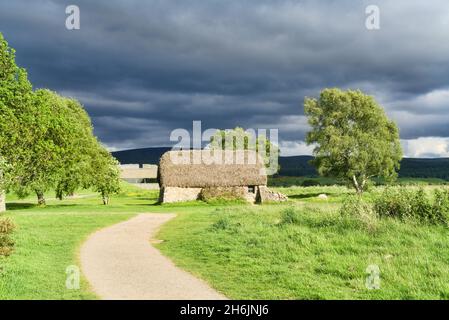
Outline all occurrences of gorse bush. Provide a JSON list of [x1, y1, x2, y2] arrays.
[[373, 187, 413, 220], [339, 195, 377, 231], [410, 189, 433, 222], [337, 188, 449, 229], [340, 195, 374, 218], [373, 187, 449, 225], [0, 217, 16, 256], [434, 189, 449, 223]]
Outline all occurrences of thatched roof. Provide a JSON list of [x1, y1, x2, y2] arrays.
[[158, 150, 267, 188]]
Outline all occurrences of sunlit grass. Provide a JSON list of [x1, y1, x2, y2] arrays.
[[2, 181, 449, 299], [157, 203, 449, 299]]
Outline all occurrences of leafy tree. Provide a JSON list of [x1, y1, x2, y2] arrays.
[[209, 127, 280, 174], [0, 32, 34, 211], [13, 90, 73, 204], [54, 97, 99, 200], [304, 88, 403, 194], [88, 146, 121, 205], [53, 98, 121, 204], [1, 32, 121, 206], [14, 90, 121, 205]]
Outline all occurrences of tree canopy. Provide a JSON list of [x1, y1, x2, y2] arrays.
[[0, 33, 34, 198], [304, 88, 403, 193], [88, 146, 121, 205], [209, 127, 280, 174], [0, 32, 120, 208]]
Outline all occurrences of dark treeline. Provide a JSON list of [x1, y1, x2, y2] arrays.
[[277, 156, 449, 180], [112, 148, 449, 181]]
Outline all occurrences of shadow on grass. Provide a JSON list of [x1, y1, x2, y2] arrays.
[[123, 203, 159, 207], [288, 193, 324, 200], [6, 202, 37, 210], [41, 204, 79, 209], [116, 196, 158, 201], [6, 202, 86, 211]]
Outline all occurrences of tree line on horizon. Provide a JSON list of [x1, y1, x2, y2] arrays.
[[0, 32, 120, 210]]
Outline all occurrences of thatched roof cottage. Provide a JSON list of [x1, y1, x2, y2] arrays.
[[158, 150, 287, 203]]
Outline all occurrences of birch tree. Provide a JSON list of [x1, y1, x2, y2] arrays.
[[304, 88, 402, 194]]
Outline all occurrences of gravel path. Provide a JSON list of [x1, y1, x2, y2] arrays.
[[80, 213, 227, 300]]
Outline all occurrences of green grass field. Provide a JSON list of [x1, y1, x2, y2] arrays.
[[0, 183, 155, 299], [1, 181, 449, 299]]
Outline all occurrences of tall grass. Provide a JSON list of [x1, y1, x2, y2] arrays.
[[157, 198, 449, 299]]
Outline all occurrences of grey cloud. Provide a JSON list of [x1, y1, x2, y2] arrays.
[[1, 0, 449, 155]]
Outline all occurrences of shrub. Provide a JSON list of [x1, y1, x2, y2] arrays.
[[373, 187, 413, 220], [279, 207, 301, 225], [339, 195, 377, 231], [410, 189, 433, 222], [431, 189, 449, 224], [0, 217, 16, 256], [373, 187, 449, 225], [200, 187, 246, 203]]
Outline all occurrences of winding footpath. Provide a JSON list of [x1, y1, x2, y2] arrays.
[[80, 214, 226, 300]]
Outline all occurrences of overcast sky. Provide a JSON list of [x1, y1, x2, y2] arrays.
[[1, 0, 449, 157]]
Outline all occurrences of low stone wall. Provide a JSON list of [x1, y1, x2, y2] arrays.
[[257, 186, 288, 203], [0, 191, 5, 212], [159, 187, 202, 203], [159, 185, 288, 204]]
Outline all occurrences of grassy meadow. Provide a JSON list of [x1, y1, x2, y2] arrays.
[[1, 180, 449, 299], [0, 184, 152, 299]]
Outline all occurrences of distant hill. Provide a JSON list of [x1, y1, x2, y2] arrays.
[[277, 156, 449, 180], [112, 147, 449, 180], [112, 147, 171, 165]]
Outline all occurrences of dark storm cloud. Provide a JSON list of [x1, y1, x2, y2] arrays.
[[1, 0, 449, 155]]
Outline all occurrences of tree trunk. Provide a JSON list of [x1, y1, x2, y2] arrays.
[[0, 190, 6, 212], [352, 175, 363, 195], [56, 190, 63, 201], [36, 191, 46, 206], [361, 178, 367, 192], [0, 171, 6, 212], [102, 194, 109, 205]]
